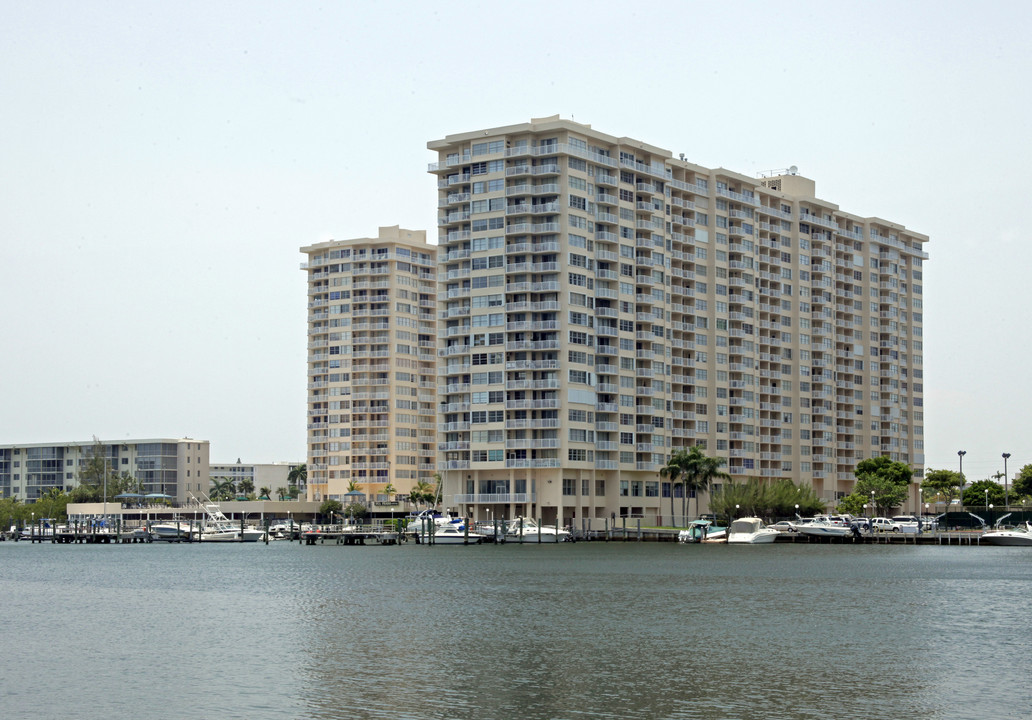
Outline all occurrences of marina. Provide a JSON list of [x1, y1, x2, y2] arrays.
[[6, 519, 1016, 547]]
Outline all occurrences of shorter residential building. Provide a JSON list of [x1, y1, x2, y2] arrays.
[[209, 460, 304, 499], [0, 438, 209, 503]]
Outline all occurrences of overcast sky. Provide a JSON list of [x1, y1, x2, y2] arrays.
[[2, 0, 1029, 480]]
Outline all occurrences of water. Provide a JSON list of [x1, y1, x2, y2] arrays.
[[2, 539, 1030, 720]]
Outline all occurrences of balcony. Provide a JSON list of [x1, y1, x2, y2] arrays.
[[453, 493, 534, 504]]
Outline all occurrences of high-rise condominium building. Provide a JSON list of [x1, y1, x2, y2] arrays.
[[428, 116, 927, 527], [301, 226, 438, 503]]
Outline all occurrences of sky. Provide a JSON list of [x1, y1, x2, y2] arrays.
[[2, 0, 1030, 480]]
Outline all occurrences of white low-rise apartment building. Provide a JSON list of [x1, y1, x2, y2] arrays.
[[209, 461, 303, 498], [0, 438, 209, 503]]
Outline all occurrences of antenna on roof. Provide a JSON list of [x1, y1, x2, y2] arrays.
[[789, 165, 798, 175]]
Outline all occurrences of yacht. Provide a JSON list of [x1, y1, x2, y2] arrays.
[[504, 517, 570, 543], [726, 517, 780, 544], [981, 521, 1032, 546], [191, 495, 265, 542], [416, 523, 485, 545]]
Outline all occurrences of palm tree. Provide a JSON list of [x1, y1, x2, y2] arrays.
[[288, 463, 307, 485], [660, 450, 690, 527], [287, 464, 307, 498], [238, 478, 255, 499], [410, 479, 433, 509], [258, 486, 271, 500], [275, 486, 288, 501], [210, 477, 235, 501], [686, 451, 731, 520]]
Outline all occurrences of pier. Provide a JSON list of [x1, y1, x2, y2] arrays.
[[302, 526, 402, 545]]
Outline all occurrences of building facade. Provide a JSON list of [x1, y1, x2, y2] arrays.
[[301, 226, 438, 503], [209, 461, 303, 498], [0, 438, 209, 502], [428, 116, 927, 527]]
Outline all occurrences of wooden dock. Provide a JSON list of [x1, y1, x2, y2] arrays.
[[302, 527, 402, 545]]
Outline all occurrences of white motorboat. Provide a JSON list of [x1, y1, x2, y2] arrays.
[[417, 523, 485, 545], [504, 517, 570, 543], [791, 516, 854, 538], [726, 517, 780, 544], [269, 519, 300, 539], [981, 521, 1032, 546], [150, 521, 193, 542], [405, 510, 459, 536]]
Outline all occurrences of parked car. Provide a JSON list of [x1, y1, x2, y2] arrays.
[[769, 521, 795, 532], [869, 517, 895, 532], [891, 515, 920, 532]]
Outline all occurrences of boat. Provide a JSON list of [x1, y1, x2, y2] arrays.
[[504, 517, 570, 543], [726, 517, 780, 544], [192, 497, 265, 542], [416, 522, 485, 545], [268, 519, 301, 539], [150, 520, 193, 542], [678, 519, 726, 543], [405, 510, 460, 536], [474, 520, 506, 541], [981, 521, 1032, 546], [790, 516, 854, 538]]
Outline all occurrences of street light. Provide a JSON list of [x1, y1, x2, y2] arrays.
[[1003, 453, 1011, 508], [953, 449, 961, 509], [985, 489, 989, 511], [871, 490, 876, 518]]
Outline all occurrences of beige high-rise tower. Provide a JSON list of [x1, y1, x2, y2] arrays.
[[428, 116, 927, 528], [301, 226, 438, 504]]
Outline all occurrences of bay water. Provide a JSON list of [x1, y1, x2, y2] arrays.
[[2, 539, 1030, 719]]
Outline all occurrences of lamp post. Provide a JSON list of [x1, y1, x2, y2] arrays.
[[985, 489, 989, 512], [957, 450, 966, 505], [871, 490, 876, 518], [1003, 453, 1011, 508]]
